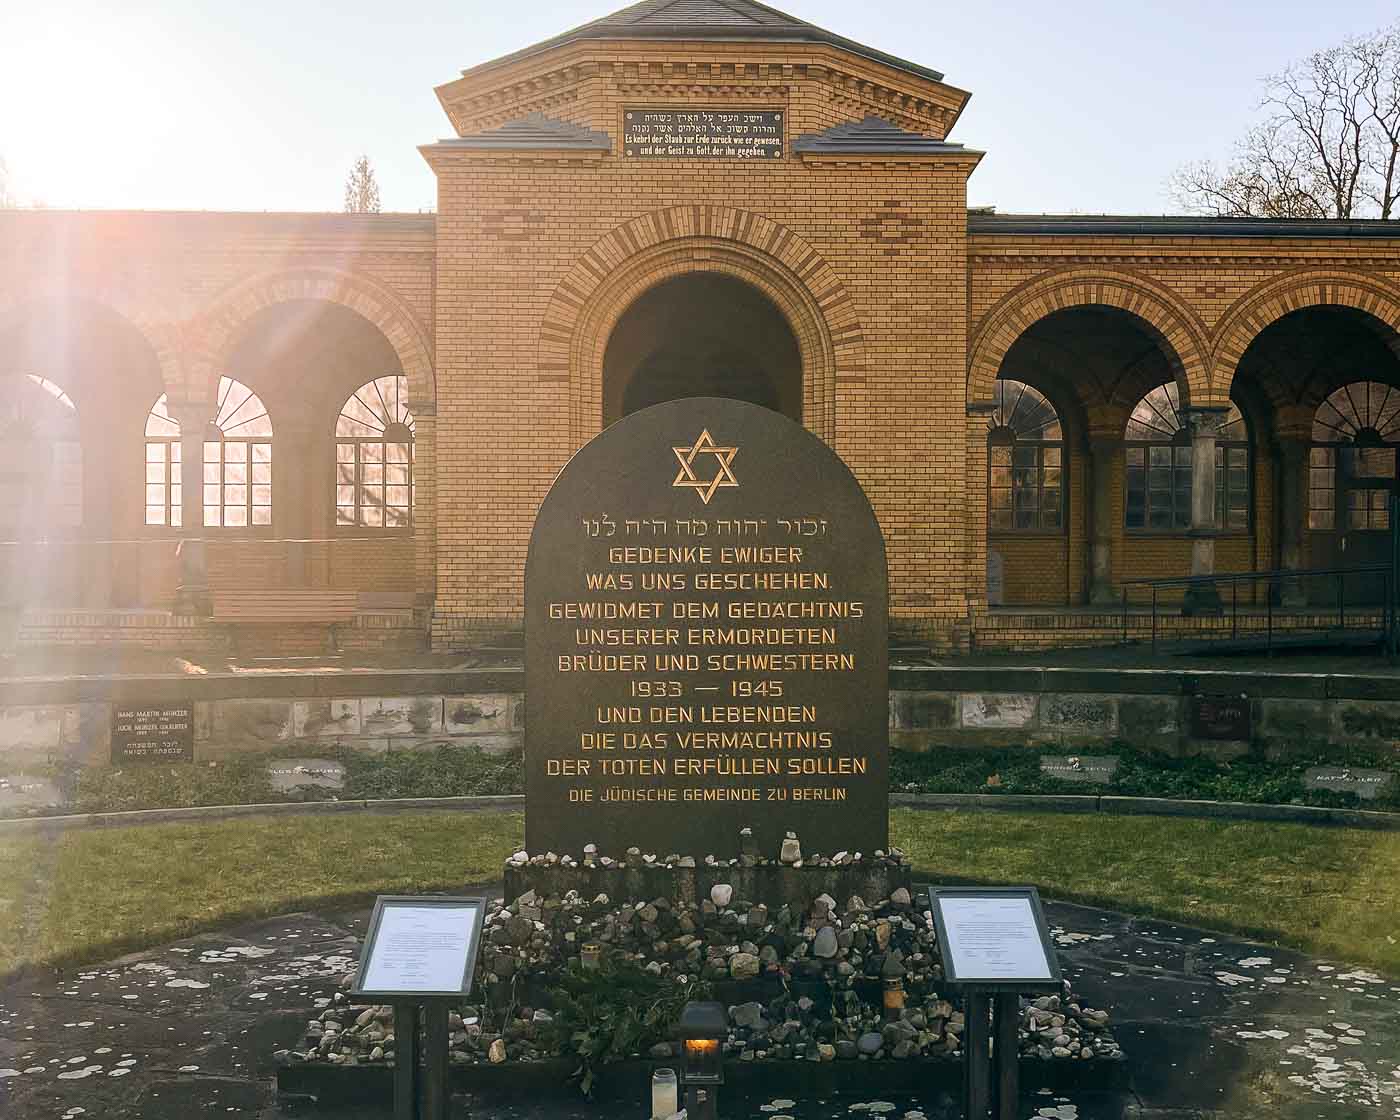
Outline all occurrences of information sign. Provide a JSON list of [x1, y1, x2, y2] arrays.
[[929, 886, 1061, 992], [623, 108, 784, 159], [352, 896, 485, 999]]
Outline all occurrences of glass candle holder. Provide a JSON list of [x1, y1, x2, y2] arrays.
[[580, 942, 602, 970], [651, 1067, 679, 1119]]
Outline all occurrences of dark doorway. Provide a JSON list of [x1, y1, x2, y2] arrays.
[[601, 273, 801, 426]]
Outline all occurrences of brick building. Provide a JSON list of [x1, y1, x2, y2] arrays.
[[2, 0, 1399, 653]]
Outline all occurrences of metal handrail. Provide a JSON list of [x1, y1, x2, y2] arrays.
[[1118, 563, 1395, 656]]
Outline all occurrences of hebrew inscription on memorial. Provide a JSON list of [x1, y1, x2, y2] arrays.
[[525, 397, 888, 857], [623, 109, 784, 159]]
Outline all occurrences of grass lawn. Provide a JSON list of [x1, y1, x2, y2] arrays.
[[1, 808, 1397, 977]]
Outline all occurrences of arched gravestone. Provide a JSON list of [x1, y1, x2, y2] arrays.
[[525, 397, 888, 859]]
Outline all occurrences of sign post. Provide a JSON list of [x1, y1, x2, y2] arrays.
[[351, 896, 486, 1120], [927, 886, 1062, 1120]]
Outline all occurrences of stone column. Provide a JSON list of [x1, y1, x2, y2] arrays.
[[1276, 434, 1309, 606], [169, 401, 215, 616], [1087, 436, 1118, 604], [276, 418, 317, 588], [1183, 407, 1230, 615]]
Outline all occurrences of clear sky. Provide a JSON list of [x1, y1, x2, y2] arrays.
[[1, 0, 1395, 214]]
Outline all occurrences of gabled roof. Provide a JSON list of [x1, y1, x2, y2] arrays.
[[470, 0, 946, 84], [427, 113, 612, 151], [793, 115, 975, 155]]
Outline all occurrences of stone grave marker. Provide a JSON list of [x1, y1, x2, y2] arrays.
[[1304, 766, 1394, 800], [111, 704, 195, 763], [1039, 755, 1120, 783], [268, 758, 347, 793], [0, 775, 65, 813], [525, 397, 888, 858], [1189, 693, 1251, 741]]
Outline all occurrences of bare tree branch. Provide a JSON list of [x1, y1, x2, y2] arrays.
[[1170, 22, 1399, 220]]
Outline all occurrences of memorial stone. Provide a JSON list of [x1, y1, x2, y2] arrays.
[[525, 397, 888, 858], [1304, 766, 1394, 800], [1189, 693, 1251, 741], [1039, 755, 1120, 783], [111, 704, 195, 762]]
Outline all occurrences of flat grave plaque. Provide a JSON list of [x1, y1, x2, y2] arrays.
[[112, 704, 194, 763], [268, 758, 347, 793], [1304, 766, 1394, 800], [525, 397, 888, 858], [623, 109, 784, 159], [1190, 693, 1251, 741], [0, 775, 65, 812], [1039, 754, 1120, 783]]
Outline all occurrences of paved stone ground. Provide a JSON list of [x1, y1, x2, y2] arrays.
[[2, 898, 1398, 1120]]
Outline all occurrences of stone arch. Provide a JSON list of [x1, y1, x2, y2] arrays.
[[538, 206, 867, 443], [1212, 270, 1400, 403], [190, 268, 435, 410], [969, 269, 1212, 407]]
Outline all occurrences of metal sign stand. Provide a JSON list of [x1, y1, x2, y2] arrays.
[[926, 886, 1064, 1120], [352, 897, 486, 1120]]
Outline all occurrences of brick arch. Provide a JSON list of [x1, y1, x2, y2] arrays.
[[1212, 270, 1400, 403], [0, 290, 179, 402], [539, 206, 866, 443], [191, 268, 435, 409], [968, 269, 1212, 407]]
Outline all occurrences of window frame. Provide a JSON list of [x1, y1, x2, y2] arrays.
[[1123, 383, 1251, 536], [986, 379, 1067, 537], [1307, 381, 1400, 534], [334, 375, 416, 532], [143, 377, 274, 532]]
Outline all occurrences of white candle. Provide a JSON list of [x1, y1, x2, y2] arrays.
[[651, 1068, 678, 1119]]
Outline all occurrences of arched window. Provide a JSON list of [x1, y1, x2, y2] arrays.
[[988, 379, 1064, 531], [1124, 383, 1249, 531], [335, 375, 414, 528], [0, 375, 82, 528], [144, 376, 272, 528], [1308, 381, 1400, 531]]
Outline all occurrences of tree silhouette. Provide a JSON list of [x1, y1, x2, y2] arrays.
[[343, 155, 382, 214]]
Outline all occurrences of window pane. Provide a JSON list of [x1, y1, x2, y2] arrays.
[[146, 443, 164, 464], [203, 441, 220, 463], [386, 486, 410, 507], [253, 443, 272, 463], [363, 443, 383, 462], [203, 506, 220, 527], [204, 462, 220, 484], [363, 464, 383, 485], [225, 461, 247, 484], [251, 485, 271, 506], [387, 442, 410, 464], [145, 483, 165, 504], [146, 463, 165, 483], [362, 506, 383, 527], [336, 485, 355, 505], [1042, 446, 1061, 467], [386, 465, 409, 485], [337, 464, 355, 484], [251, 507, 272, 526], [337, 443, 355, 463], [337, 507, 355, 526], [251, 462, 271, 484], [203, 484, 220, 505], [145, 506, 164, 526], [225, 506, 248, 527]]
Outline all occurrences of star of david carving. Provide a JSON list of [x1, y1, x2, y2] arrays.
[[671, 428, 739, 505]]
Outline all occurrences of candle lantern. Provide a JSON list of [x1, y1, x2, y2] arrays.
[[882, 977, 906, 1020], [675, 1001, 727, 1120], [580, 942, 603, 970]]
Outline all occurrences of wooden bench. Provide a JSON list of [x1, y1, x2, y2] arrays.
[[211, 590, 360, 655]]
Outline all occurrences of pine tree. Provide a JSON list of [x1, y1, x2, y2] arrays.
[[343, 155, 381, 214]]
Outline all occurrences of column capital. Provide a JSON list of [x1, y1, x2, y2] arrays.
[[1183, 405, 1232, 439]]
